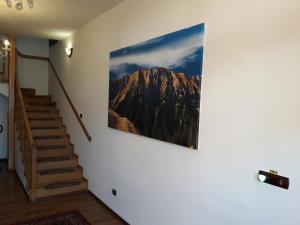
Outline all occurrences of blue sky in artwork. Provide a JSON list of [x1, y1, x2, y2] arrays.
[[110, 23, 205, 80]]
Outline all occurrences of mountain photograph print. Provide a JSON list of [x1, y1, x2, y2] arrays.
[[108, 23, 205, 149]]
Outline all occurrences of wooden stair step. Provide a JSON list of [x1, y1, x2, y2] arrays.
[[30, 119, 62, 129], [26, 104, 56, 112], [28, 101, 56, 106], [28, 111, 58, 120], [32, 127, 65, 138], [38, 156, 78, 171], [34, 136, 70, 147], [37, 167, 82, 186], [38, 156, 71, 162], [46, 180, 82, 189], [37, 144, 72, 150], [21, 88, 35, 96], [38, 145, 73, 159], [36, 178, 88, 198], [26, 95, 51, 100], [25, 97, 53, 105], [39, 167, 76, 175]]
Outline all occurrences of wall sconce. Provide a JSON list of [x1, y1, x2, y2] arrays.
[[65, 47, 73, 57], [1, 40, 10, 56], [258, 170, 289, 189], [4, 40, 10, 48]]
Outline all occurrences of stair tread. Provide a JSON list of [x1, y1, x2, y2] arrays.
[[37, 144, 73, 150], [28, 112, 58, 120], [21, 88, 35, 96], [28, 111, 58, 115], [34, 136, 70, 147], [27, 102, 56, 106], [37, 167, 82, 186], [30, 119, 62, 129], [36, 179, 88, 198], [37, 156, 78, 171], [38, 155, 77, 162], [34, 135, 68, 140], [25, 98, 55, 106], [45, 178, 87, 190], [39, 168, 77, 175], [32, 128, 66, 137], [21, 88, 35, 91], [38, 148, 74, 159], [26, 104, 56, 112], [38, 156, 74, 163], [25, 96, 51, 100]]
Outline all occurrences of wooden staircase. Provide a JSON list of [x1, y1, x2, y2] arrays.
[[17, 87, 88, 200]]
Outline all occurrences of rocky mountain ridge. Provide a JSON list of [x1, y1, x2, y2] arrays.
[[108, 67, 201, 149]]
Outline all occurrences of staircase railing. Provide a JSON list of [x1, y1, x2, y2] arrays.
[[15, 78, 37, 201], [14, 49, 92, 200], [16, 50, 92, 142]]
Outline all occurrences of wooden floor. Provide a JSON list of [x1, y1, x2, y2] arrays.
[[0, 161, 127, 225]]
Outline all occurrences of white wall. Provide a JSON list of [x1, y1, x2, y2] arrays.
[[49, 0, 300, 224], [17, 37, 49, 95], [0, 83, 8, 97]]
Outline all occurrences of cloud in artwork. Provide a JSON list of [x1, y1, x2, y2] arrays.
[[109, 24, 205, 79]]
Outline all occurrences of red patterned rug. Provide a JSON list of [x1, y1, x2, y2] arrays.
[[12, 210, 91, 225]]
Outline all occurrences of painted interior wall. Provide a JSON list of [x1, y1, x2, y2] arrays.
[[0, 83, 8, 97], [0, 94, 8, 159], [49, 0, 300, 224], [17, 36, 49, 95]]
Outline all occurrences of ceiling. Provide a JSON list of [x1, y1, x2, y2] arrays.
[[0, 0, 123, 40]]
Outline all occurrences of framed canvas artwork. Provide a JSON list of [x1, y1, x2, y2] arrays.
[[108, 23, 205, 149]]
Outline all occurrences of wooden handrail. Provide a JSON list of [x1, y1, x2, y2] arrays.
[[17, 50, 49, 61], [48, 61, 92, 141], [17, 50, 92, 142], [15, 78, 34, 146]]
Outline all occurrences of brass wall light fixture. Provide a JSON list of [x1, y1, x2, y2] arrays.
[[258, 170, 289, 190]]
